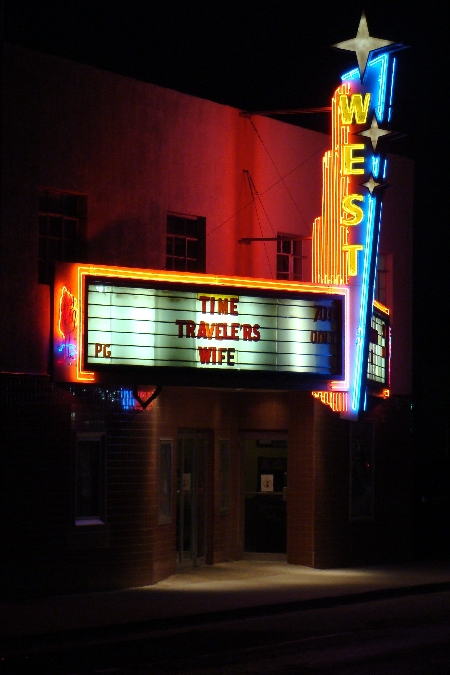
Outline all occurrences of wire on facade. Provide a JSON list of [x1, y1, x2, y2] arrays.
[[206, 142, 328, 241], [248, 118, 312, 233], [244, 170, 274, 278]]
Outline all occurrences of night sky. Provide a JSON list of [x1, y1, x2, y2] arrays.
[[2, 1, 448, 448], [1, 2, 436, 146]]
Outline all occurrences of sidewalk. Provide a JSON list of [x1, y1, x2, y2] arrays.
[[2, 559, 450, 645]]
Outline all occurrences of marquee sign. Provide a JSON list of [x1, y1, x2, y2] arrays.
[[53, 263, 348, 389]]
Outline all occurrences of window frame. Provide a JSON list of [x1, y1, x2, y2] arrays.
[[276, 235, 304, 282], [38, 189, 87, 285], [166, 213, 206, 272]]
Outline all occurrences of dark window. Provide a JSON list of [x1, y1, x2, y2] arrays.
[[75, 433, 105, 524], [166, 214, 206, 272], [375, 252, 388, 306], [276, 236, 303, 281], [38, 190, 87, 284]]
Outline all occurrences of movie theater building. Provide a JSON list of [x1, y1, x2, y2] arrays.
[[1, 39, 413, 597]]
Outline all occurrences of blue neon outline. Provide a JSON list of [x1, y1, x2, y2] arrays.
[[120, 388, 136, 410], [373, 54, 388, 120], [57, 342, 77, 358], [342, 68, 359, 81], [388, 58, 396, 122], [383, 159, 388, 179], [389, 58, 396, 107], [372, 156, 380, 178], [351, 196, 376, 411], [353, 54, 387, 121]]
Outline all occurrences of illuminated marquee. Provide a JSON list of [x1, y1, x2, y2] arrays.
[[86, 282, 342, 375], [53, 264, 347, 389], [312, 13, 404, 417]]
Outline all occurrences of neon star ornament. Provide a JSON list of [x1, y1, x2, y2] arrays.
[[362, 175, 382, 194], [333, 12, 394, 79], [357, 113, 393, 150]]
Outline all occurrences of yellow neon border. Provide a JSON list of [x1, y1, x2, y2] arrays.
[[75, 264, 350, 385], [373, 299, 389, 315]]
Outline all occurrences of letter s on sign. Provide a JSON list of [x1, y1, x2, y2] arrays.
[[341, 194, 364, 226]]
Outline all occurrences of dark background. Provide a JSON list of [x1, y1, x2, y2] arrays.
[[2, 0, 448, 555]]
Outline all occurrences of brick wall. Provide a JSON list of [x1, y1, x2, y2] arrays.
[[1, 374, 414, 598]]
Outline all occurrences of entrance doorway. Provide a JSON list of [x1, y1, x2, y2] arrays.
[[243, 435, 288, 554], [176, 430, 211, 566]]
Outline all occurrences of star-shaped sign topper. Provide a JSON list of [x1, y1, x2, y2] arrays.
[[332, 12, 395, 79]]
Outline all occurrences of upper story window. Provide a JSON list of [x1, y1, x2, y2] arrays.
[[276, 236, 303, 281], [38, 190, 87, 284], [166, 214, 206, 272]]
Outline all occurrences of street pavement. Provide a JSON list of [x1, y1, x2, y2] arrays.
[[2, 557, 450, 647]]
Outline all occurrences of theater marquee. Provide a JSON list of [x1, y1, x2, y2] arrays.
[[54, 263, 348, 390]]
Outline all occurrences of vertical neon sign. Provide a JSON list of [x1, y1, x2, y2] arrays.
[[312, 13, 405, 418]]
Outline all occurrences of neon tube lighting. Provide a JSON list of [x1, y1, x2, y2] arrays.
[[371, 204, 382, 309], [75, 264, 349, 383], [389, 58, 396, 107], [342, 68, 359, 81], [312, 37, 396, 416], [373, 299, 389, 315], [372, 156, 380, 178], [312, 391, 348, 412], [375, 54, 388, 120], [351, 196, 375, 411]]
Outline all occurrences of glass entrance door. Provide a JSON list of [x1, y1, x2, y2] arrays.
[[176, 432, 208, 565], [243, 436, 288, 554]]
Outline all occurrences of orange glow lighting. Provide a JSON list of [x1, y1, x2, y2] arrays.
[[75, 264, 349, 384], [58, 285, 77, 339], [373, 299, 389, 315], [312, 391, 348, 412]]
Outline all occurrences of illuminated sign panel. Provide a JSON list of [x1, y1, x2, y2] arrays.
[[312, 13, 403, 417], [367, 310, 389, 388], [53, 264, 347, 390], [85, 281, 343, 378]]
